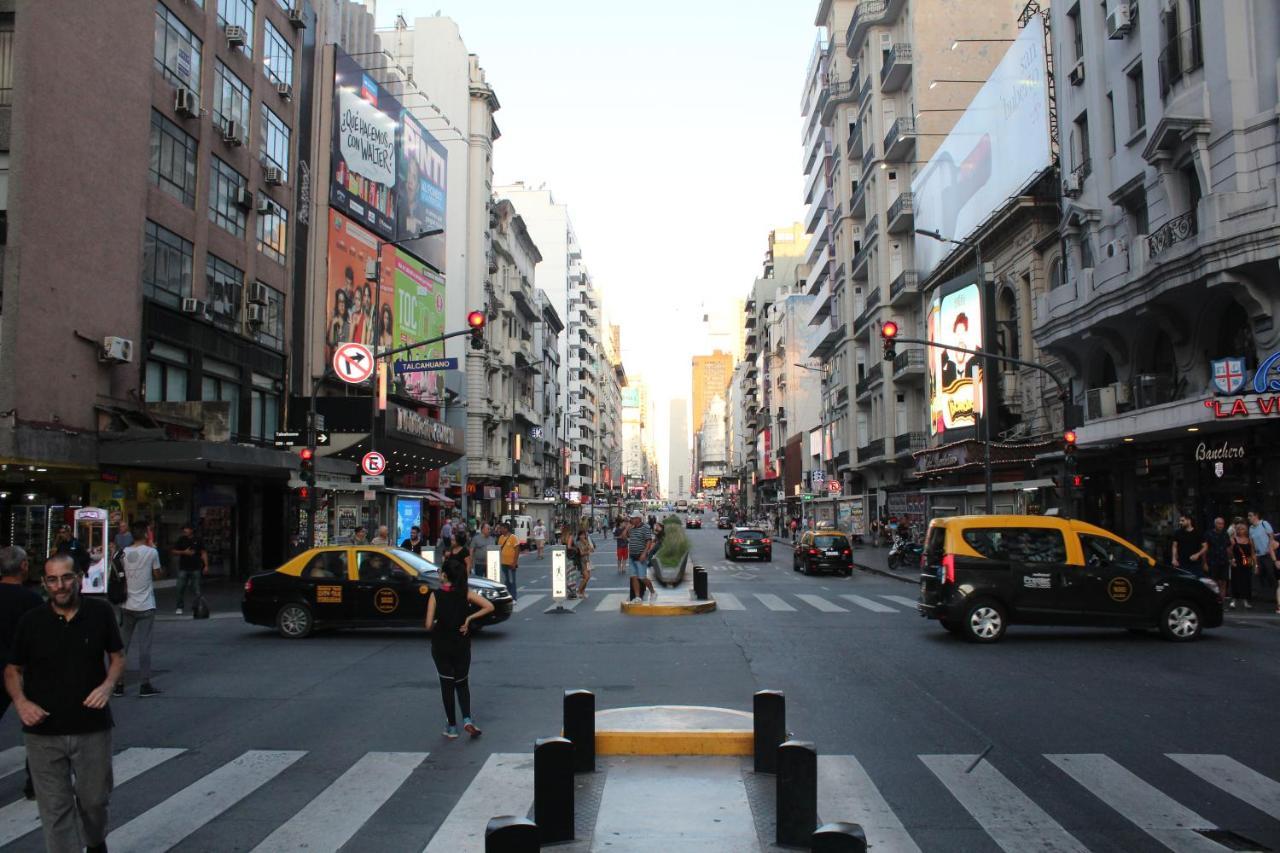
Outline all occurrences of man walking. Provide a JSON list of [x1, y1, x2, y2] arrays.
[[115, 522, 161, 697], [469, 522, 496, 578], [0, 546, 43, 800], [1248, 510, 1278, 610], [626, 511, 655, 604], [1171, 514, 1207, 577], [495, 522, 520, 599], [1204, 516, 1232, 604], [171, 524, 206, 616], [6, 553, 124, 853], [400, 525, 426, 555], [439, 516, 455, 548]]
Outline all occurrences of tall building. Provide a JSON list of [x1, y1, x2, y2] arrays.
[[691, 350, 734, 437], [667, 398, 690, 500]]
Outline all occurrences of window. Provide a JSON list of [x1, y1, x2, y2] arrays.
[[205, 254, 244, 331], [154, 4, 202, 89], [202, 357, 241, 436], [145, 342, 189, 403], [1068, 4, 1083, 60], [208, 157, 247, 237], [1122, 191, 1150, 236], [249, 372, 279, 441], [218, 0, 255, 58], [213, 60, 251, 137], [260, 104, 290, 172], [149, 110, 197, 207], [142, 221, 194, 307], [0, 27, 13, 106], [256, 197, 288, 264], [302, 551, 347, 580], [262, 20, 293, 86], [1049, 257, 1067, 290], [1080, 534, 1145, 569], [1072, 112, 1091, 176], [1104, 93, 1116, 156], [252, 283, 285, 349], [961, 528, 1068, 563]]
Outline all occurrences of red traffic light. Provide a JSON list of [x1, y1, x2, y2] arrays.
[[299, 448, 314, 461], [1071, 475, 1084, 488], [297, 486, 310, 500], [1063, 430, 1078, 445], [881, 320, 899, 339], [466, 310, 486, 329]]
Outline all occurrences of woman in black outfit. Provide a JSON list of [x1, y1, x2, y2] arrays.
[[425, 553, 494, 738]]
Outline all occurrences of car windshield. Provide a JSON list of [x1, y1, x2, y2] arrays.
[[736, 530, 766, 540], [814, 535, 847, 548]]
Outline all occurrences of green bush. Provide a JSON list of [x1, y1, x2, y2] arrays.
[[654, 514, 690, 567]]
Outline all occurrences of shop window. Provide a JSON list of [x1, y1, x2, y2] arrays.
[[217, 0, 255, 58], [154, 3, 202, 89], [205, 254, 244, 330], [142, 220, 193, 307], [262, 19, 293, 86], [208, 157, 247, 238], [145, 342, 189, 403], [202, 357, 241, 436], [149, 110, 197, 207]]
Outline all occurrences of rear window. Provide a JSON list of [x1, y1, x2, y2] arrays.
[[814, 535, 847, 548], [736, 530, 766, 540], [925, 527, 946, 559], [961, 528, 1067, 563]]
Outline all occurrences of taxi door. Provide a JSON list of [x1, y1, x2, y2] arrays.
[[353, 550, 431, 626], [297, 550, 353, 623], [1076, 533, 1148, 625], [975, 527, 1082, 621]]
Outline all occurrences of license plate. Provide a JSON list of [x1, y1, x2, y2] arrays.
[[744, 548, 757, 553], [826, 550, 839, 556]]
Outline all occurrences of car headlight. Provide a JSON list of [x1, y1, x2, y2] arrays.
[[479, 586, 506, 599], [1199, 578, 1220, 596]]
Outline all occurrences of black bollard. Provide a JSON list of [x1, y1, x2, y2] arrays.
[[776, 740, 817, 847], [484, 815, 540, 852], [693, 566, 708, 600], [534, 736, 574, 844], [563, 689, 595, 773], [753, 690, 785, 773], [812, 821, 868, 852]]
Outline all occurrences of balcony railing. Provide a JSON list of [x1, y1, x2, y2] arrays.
[[864, 212, 880, 244], [853, 299, 879, 334], [846, 1, 887, 55], [864, 285, 882, 313], [855, 370, 883, 399], [889, 270, 919, 303], [893, 431, 926, 455], [880, 43, 912, 91], [857, 437, 886, 460], [892, 348, 925, 376], [1158, 24, 1204, 98], [883, 117, 916, 160], [887, 191, 913, 232], [857, 75, 873, 110], [1147, 210, 1197, 258]]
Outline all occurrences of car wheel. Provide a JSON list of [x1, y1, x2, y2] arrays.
[[762, 552, 771, 562], [1159, 600, 1203, 642], [939, 618, 962, 635], [276, 602, 313, 639], [841, 569, 852, 578], [960, 599, 1006, 643]]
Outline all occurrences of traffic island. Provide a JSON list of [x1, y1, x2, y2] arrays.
[[620, 591, 717, 617], [594, 705, 754, 756]]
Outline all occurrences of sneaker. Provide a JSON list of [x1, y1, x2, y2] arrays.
[[442, 726, 460, 739], [627, 597, 641, 605], [175, 608, 183, 616], [1228, 600, 1237, 609], [139, 683, 162, 697], [1243, 600, 1253, 609], [463, 718, 482, 738], [112, 683, 124, 698]]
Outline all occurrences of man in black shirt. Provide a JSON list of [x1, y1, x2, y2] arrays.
[[5, 553, 124, 853], [1172, 514, 1207, 577], [0, 546, 42, 800], [172, 524, 207, 616], [1203, 516, 1232, 603]]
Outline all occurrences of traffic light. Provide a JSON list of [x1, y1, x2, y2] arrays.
[[880, 320, 899, 361], [467, 309, 486, 350], [1063, 429, 1078, 457], [296, 486, 310, 501], [299, 446, 315, 485]]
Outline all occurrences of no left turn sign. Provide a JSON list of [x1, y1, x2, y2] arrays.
[[333, 342, 374, 384], [361, 452, 386, 476]]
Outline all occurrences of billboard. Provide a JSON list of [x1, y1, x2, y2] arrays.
[[926, 279, 984, 437], [390, 247, 446, 404], [396, 111, 448, 273], [912, 15, 1051, 279]]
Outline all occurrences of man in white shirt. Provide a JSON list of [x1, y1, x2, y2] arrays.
[[113, 522, 161, 698]]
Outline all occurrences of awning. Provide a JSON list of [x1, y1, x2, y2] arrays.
[[424, 489, 454, 506], [919, 479, 1055, 495], [98, 439, 297, 478]]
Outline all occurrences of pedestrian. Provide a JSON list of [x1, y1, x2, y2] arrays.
[[353, 526, 368, 545], [532, 520, 547, 558], [469, 522, 495, 578], [495, 522, 521, 600], [575, 521, 595, 600], [613, 516, 629, 574], [115, 522, 161, 697], [626, 511, 655, 604], [1203, 516, 1232, 604], [1171, 514, 1207, 577], [52, 524, 90, 575], [171, 524, 207, 616], [5, 553, 125, 853], [1228, 520, 1256, 610], [0, 546, 42, 800], [440, 516, 455, 548], [400, 525, 426, 555], [561, 526, 583, 599], [1247, 510, 1279, 611], [113, 520, 133, 553], [425, 549, 493, 739], [789, 517, 799, 542], [444, 530, 473, 576], [371, 525, 390, 546]]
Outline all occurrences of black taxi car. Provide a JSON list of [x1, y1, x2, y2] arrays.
[[242, 546, 513, 638], [724, 527, 772, 561], [917, 515, 1223, 643], [792, 530, 854, 576]]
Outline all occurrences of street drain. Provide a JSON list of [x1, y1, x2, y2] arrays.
[[1197, 829, 1271, 851]]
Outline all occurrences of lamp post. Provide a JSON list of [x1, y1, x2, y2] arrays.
[[915, 227, 994, 514]]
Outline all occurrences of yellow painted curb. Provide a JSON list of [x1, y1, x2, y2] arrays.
[[595, 730, 753, 756], [621, 600, 717, 616]]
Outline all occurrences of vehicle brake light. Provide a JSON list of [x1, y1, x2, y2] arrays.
[[809, 548, 819, 556], [843, 549, 851, 555], [243, 579, 253, 594], [762, 538, 770, 544], [942, 554, 956, 584]]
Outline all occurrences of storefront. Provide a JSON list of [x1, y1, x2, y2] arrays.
[[912, 437, 1059, 521]]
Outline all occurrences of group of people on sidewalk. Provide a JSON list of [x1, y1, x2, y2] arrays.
[[1172, 511, 1279, 611]]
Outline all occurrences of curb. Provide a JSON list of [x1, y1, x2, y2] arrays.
[[621, 599, 717, 617], [774, 539, 918, 585], [595, 730, 752, 756]]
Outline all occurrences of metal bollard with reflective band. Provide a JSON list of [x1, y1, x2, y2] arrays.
[[484, 815, 539, 852], [534, 736, 575, 843], [693, 566, 708, 599], [776, 740, 818, 847], [564, 689, 595, 773], [812, 821, 868, 852], [753, 690, 786, 773]]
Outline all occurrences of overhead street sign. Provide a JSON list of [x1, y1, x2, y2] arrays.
[[361, 452, 386, 476], [361, 475, 386, 487], [333, 342, 374, 384], [274, 430, 301, 448], [315, 432, 330, 446], [393, 357, 458, 375]]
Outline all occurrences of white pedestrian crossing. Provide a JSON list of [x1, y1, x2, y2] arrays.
[[0, 747, 23, 781], [818, 756, 922, 853], [108, 750, 305, 850], [423, 753, 534, 852], [882, 595, 919, 608], [753, 593, 796, 612], [714, 592, 745, 610], [921, 755, 1089, 853], [596, 592, 628, 611], [1167, 753, 1280, 821], [512, 593, 546, 612], [840, 593, 898, 613], [796, 593, 849, 613]]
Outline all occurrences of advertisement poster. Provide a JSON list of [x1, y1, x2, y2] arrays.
[[927, 281, 984, 436], [397, 111, 448, 273], [391, 248, 446, 403], [324, 210, 395, 365], [331, 47, 401, 239], [396, 497, 421, 545]]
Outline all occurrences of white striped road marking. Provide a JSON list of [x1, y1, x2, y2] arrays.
[[753, 593, 796, 612], [882, 595, 920, 608], [252, 752, 427, 851], [544, 597, 583, 614], [1167, 754, 1280, 820], [0, 747, 185, 846], [0, 747, 23, 780], [424, 753, 534, 852], [921, 755, 1089, 853], [596, 593, 628, 611], [840, 594, 898, 613], [1047, 754, 1223, 852], [108, 750, 305, 851], [512, 594, 546, 613], [796, 594, 848, 613], [818, 756, 921, 853], [714, 592, 745, 610]]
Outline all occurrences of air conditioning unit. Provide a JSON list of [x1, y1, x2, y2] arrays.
[[222, 120, 243, 146], [1086, 386, 1117, 421], [234, 186, 253, 209], [249, 282, 270, 305], [256, 195, 274, 214], [276, 81, 293, 99], [181, 297, 206, 315], [264, 166, 285, 186], [1062, 174, 1082, 197], [225, 25, 247, 47], [174, 87, 199, 117], [100, 336, 134, 364], [1106, 4, 1133, 38], [1068, 60, 1086, 86], [246, 303, 266, 326], [287, 7, 305, 27]]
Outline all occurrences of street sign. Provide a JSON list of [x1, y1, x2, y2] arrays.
[[361, 451, 386, 476], [333, 342, 374, 384], [530, 427, 544, 438], [361, 475, 385, 487], [315, 432, 330, 446], [827, 480, 842, 494], [274, 430, 301, 447], [393, 357, 458, 375]]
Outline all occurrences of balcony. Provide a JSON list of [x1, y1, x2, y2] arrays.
[[853, 299, 879, 338], [863, 213, 880, 245], [820, 74, 861, 125], [893, 431, 925, 457], [809, 314, 846, 360], [886, 192, 914, 233], [1147, 211, 1197, 259], [883, 117, 916, 161], [855, 371, 882, 401], [849, 176, 867, 218], [1158, 23, 1203, 98], [845, 1, 886, 54], [850, 240, 871, 281], [847, 124, 863, 163], [888, 270, 919, 304], [892, 348, 925, 382], [864, 284, 882, 314], [857, 437, 886, 461], [856, 75, 873, 112], [880, 43, 912, 92]]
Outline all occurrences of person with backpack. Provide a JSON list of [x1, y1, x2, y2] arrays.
[[495, 523, 520, 600], [425, 551, 493, 739]]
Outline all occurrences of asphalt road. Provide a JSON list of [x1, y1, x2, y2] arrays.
[[2, 521, 1279, 851]]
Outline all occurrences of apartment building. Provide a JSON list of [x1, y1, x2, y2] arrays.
[[667, 398, 690, 501], [692, 350, 734, 437], [533, 291, 565, 505]]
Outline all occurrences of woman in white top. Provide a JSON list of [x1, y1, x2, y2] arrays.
[[531, 520, 547, 558]]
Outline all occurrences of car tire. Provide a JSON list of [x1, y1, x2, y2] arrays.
[[762, 552, 771, 562], [841, 569, 852, 578], [960, 598, 1006, 643], [939, 618, 962, 635], [1158, 600, 1203, 642], [276, 602, 313, 639]]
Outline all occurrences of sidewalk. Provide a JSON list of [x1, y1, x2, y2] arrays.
[[773, 537, 918, 584]]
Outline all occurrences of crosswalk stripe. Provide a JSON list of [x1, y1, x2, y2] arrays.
[[1046, 753, 1222, 852], [796, 593, 848, 613], [1167, 754, 1280, 821], [596, 593, 628, 611], [252, 751, 427, 851], [818, 756, 921, 853], [0, 747, 23, 780], [0, 747, 185, 846], [714, 592, 745, 610], [108, 750, 305, 850], [424, 753, 534, 852], [754, 593, 796, 612], [840, 594, 898, 613], [512, 594, 546, 613], [921, 755, 1089, 853], [882, 595, 919, 608]]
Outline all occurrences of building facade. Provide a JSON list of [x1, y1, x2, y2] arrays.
[[691, 350, 734, 438]]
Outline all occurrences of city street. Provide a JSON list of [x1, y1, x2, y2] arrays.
[[1, 522, 1278, 851]]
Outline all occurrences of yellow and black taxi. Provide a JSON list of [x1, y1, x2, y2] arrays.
[[242, 546, 513, 638], [792, 530, 853, 576], [917, 515, 1223, 643]]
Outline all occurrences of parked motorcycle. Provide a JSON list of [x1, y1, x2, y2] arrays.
[[887, 535, 923, 570]]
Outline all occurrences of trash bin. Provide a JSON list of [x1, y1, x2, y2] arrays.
[[693, 566, 708, 600]]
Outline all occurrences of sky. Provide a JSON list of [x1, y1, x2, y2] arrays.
[[372, 0, 815, 492]]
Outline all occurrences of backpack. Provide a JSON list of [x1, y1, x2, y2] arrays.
[[107, 550, 127, 605]]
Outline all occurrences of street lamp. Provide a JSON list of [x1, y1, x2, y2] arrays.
[[928, 79, 986, 90], [950, 38, 1014, 50], [915, 227, 995, 514]]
